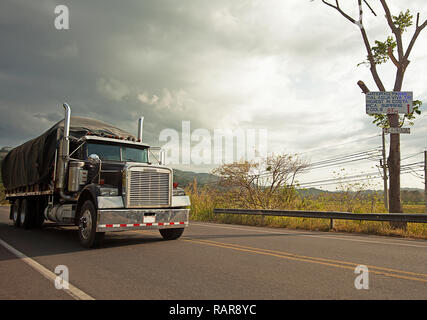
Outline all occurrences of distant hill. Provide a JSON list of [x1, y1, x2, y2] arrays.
[[401, 187, 424, 192], [172, 169, 219, 187], [296, 187, 334, 197]]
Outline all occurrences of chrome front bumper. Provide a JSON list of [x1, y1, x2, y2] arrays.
[[96, 208, 189, 232]]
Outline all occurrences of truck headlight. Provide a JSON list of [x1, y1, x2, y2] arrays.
[[173, 187, 186, 197], [100, 187, 119, 197]]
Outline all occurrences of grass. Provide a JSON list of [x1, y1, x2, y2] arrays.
[[403, 204, 426, 213], [0, 183, 8, 205], [186, 186, 427, 240]]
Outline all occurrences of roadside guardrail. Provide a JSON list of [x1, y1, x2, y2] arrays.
[[213, 208, 427, 228]]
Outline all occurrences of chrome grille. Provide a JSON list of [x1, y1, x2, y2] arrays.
[[128, 169, 170, 208]]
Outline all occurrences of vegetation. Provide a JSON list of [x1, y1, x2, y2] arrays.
[[186, 156, 427, 239], [0, 183, 6, 205], [0, 159, 6, 204], [187, 184, 426, 239], [212, 154, 308, 209]]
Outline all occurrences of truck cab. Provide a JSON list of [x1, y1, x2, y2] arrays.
[[68, 135, 190, 247]]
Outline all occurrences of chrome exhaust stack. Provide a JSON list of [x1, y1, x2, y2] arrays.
[[57, 103, 74, 200], [61, 103, 71, 157], [137, 117, 144, 141], [159, 149, 166, 165]]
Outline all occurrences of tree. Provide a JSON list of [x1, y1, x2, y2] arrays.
[[213, 154, 308, 209], [320, 1, 426, 219]]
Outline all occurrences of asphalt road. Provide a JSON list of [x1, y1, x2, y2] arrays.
[[0, 206, 426, 300]]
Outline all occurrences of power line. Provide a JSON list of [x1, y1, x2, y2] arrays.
[[298, 171, 380, 186], [408, 169, 424, 180], [210, 158, 423, 187], [401, 161, 424, 169], [401, 151, 423, 162], [253, 148, 382, 178], [297, 163, 423, 187], [298, 176, 383, 188], [298, 170, 424, 188], [203, 146, 426, 189], [309, 148, 381, 167], [309, 153, 382, 170]]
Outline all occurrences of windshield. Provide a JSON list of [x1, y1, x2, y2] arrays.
[[87, 143, 148, 163]]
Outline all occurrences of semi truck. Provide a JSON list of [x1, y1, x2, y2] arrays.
[[1, 103, 190, 247]]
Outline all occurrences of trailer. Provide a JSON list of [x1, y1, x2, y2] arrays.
[[1, 103, 190, 247]]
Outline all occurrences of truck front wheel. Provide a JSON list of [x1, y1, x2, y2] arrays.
[[77, 200, 104, 248], [159, 228, 184, 240]]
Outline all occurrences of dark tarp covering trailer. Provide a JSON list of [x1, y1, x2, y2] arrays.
[[1, 116, 135, 190]]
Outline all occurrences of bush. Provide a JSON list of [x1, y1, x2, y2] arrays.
[[0, 183, 6, 204]]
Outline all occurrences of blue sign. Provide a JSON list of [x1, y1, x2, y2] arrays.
[[366, 92, 413, 114]]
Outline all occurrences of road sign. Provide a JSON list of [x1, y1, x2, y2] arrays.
[[383, 127, 410, 134], [366, 91, 413, 115]]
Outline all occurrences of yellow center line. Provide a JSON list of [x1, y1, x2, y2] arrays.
[[183, 238, 427, 283], [189, 222, 427, 248], [187, 238, 427, 279], [130, 230, 427, 283]]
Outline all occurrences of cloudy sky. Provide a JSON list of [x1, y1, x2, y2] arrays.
[[1, 0, 426, 190]]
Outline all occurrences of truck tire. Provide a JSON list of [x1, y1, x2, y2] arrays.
[[32, 198, 45, 228], [77, 200, 104, 248], [20, 199, 32, 229], [9, 202, 14, 220], [159, 228, 184, 240], [12, 200, 21, 227]]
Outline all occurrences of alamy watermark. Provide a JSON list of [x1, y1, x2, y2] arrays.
[[354, 265, 369, 290], [159, 121, 268, 165], [54, 265, 69, 290], [54, 5, 70, 30]]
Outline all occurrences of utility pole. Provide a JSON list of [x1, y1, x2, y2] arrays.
[[381, 129, 389, 212], [424, 150, 427, 214]]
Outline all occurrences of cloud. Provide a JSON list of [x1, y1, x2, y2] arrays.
[[137, 93, 159, 105], [96, 78, 130, 101], [0, 0, 426, 188]]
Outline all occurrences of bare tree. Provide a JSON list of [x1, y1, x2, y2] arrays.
[[320, 1, 426, 218], [213, 154, 309, 209]]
